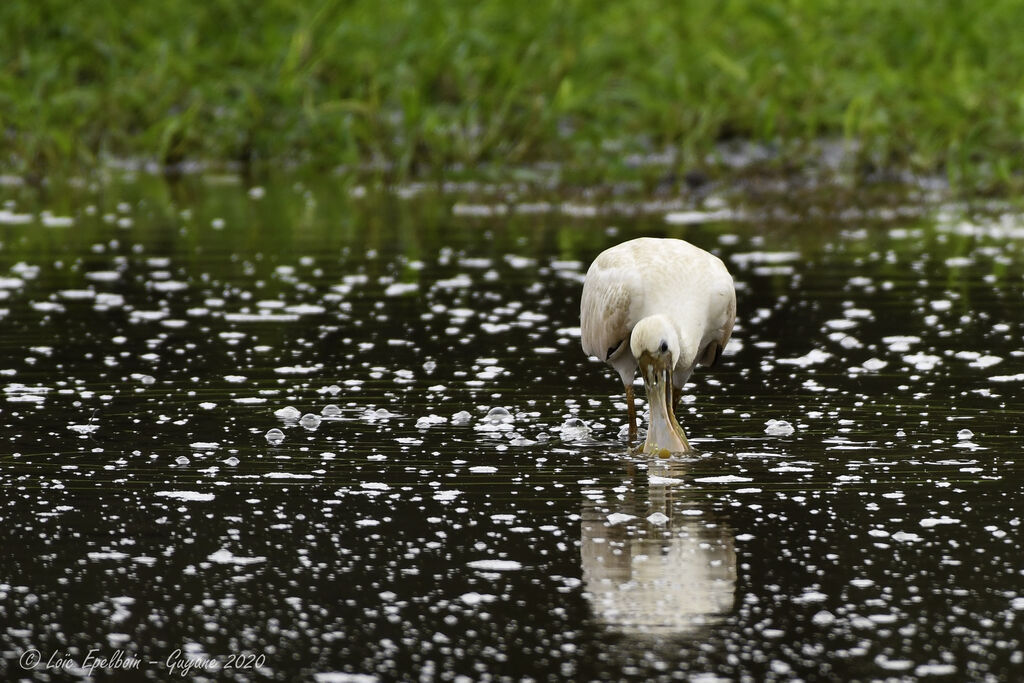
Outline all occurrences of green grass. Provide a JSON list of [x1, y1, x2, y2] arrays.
[[4, 0, 1024, 188]]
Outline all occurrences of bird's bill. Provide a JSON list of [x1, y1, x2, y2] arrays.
[[639, 355, 691, 456]]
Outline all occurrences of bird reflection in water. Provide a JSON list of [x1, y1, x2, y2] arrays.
[[580, 460, 736, 635]]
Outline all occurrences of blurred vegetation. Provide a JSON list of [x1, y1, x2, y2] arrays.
[[3, 0, 1024, 188]]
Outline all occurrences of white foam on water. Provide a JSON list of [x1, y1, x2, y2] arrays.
[[920, 516, 961, 528], [665, 209, 737, 225], [155, 491, 214, 502], [207, 549, 266, 565], [459, 592, 498, 606], [862, 358, 888, 371], [903, 352, 941, 371], [275, 365, 322, 375], [384, 282, 419, 296], [776, 349, 831, 367], [68, 424, 99, 434], [646, 512, 669, 525], [558, 418, 591, 442], [467, 559, 523, 571], [764, 419, 795, 436], [87, 551, 129, 561], [989, 372, 1024, 382], [648, 475, 685, 485], [606, 513, 636, 525], [224, 312, 300, 323]]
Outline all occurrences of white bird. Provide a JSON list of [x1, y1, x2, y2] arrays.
[[580, 237, 736, 455]]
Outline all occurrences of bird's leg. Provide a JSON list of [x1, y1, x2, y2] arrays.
[[625, 384, 637, 444]]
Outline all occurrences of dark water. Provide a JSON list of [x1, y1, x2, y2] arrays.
[[0, 173, 1021, 680]]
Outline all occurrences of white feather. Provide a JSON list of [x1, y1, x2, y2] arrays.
[[580, 237, 736, 389]]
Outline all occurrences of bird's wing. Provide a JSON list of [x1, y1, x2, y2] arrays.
[[697, 258, 737, 366], [717, 279, 737, 348], [580, 258, 637, 362]]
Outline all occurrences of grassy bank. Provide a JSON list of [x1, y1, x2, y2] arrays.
[[3, 0, 1024, 187]]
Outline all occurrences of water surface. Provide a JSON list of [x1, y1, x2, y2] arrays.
[[0, 174, 1021, 680]]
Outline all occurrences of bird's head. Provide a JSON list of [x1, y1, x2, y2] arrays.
[[629, 314, 679, 375]]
